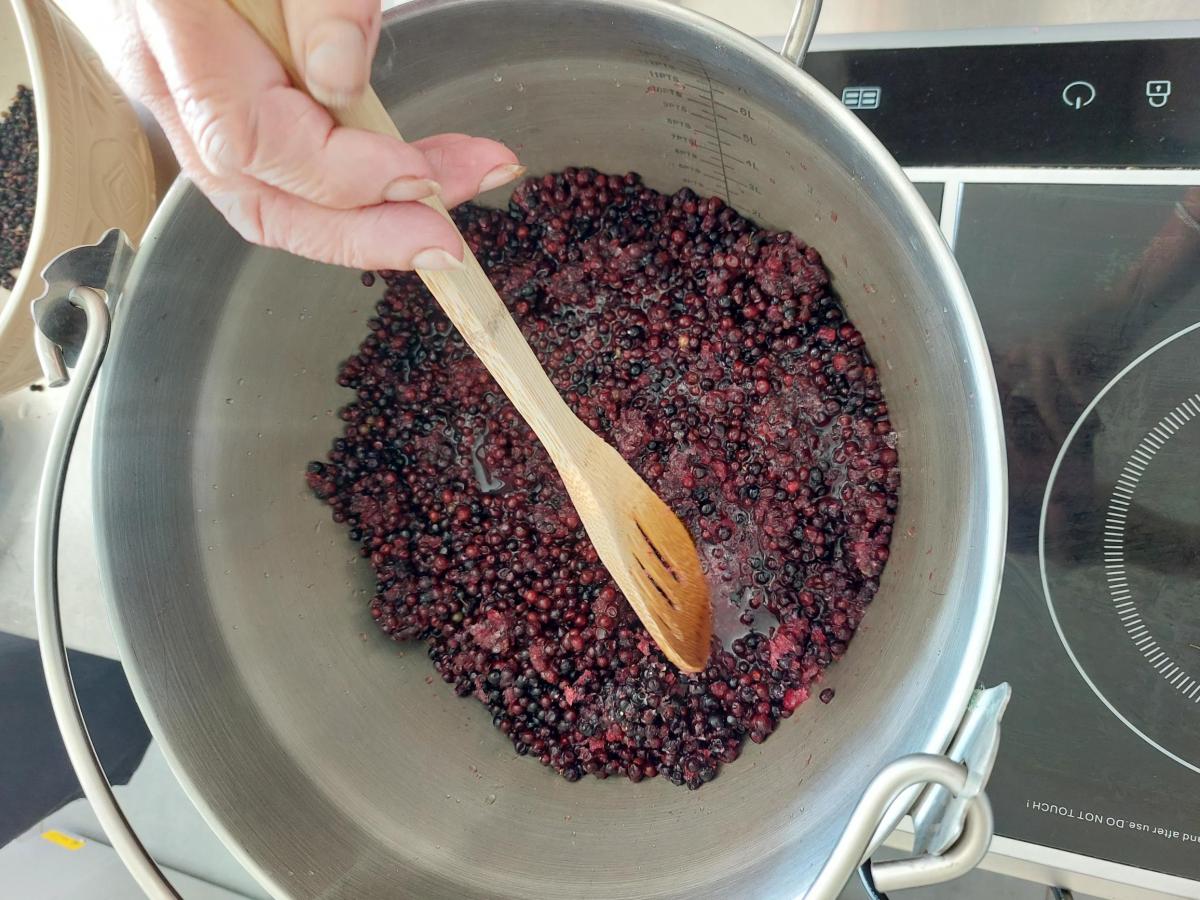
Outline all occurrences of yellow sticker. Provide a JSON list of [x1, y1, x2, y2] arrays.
[[41, 830, 85, 851]]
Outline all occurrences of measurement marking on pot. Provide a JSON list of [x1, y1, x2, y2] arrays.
[[634, 44, 765, 218], [1104, 392, 1200, 701], [693, 62, 731, 202]]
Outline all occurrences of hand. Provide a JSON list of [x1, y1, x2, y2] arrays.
[[110, 0, 522, 270]]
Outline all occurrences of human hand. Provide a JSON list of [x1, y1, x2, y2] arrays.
[[111, 0, 522, 270]]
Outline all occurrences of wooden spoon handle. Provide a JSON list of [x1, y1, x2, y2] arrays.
[[225, 0, 591, 465]]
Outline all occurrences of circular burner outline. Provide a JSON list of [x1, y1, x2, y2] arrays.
[[1105, 396, 1200, 701], [1040, 319, 1200, 775]]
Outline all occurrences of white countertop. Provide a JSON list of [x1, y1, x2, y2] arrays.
[[0, 385, 115, 658]]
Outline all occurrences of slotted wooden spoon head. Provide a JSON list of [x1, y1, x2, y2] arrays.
[[562, 442, 713, 673]]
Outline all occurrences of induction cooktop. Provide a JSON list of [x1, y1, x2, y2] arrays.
[[799, 23, 1200, 898]]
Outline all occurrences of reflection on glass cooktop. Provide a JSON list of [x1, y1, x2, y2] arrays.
[[957, 183, 1200, 881], [1043, 324, 1200, 774]]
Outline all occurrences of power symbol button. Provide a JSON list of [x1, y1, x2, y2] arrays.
[[1062, 80, 1096, 109]]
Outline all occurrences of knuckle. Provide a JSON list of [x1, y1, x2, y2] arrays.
[[264, 101, 330, 187], [332, 0, 381, 30], [217, 191, 267, 247], [239, 90, 337, 201], [178, 78, 255, 175], [333, 230, 360, 268], [263, 199, 351, 267], [421, 145, 449, 172]]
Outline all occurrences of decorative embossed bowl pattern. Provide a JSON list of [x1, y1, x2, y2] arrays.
[[0, 0, 156, 395]]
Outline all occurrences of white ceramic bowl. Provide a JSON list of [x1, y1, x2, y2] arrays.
[[0, 0, 156, 395]]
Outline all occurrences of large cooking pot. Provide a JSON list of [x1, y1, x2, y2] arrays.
[[31, 0, 1007, 897]]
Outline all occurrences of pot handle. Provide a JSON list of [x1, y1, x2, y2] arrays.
[[809, 683, 1011, 898], [808, 754, 993, 898], [781, 0, 823, 67], [31, 233, 181, 899]]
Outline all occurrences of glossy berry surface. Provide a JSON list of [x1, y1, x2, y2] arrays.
[[308, 169, 899, 789]]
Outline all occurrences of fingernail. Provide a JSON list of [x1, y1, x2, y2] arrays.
[[383, 177, 441, 202], [411, 248, 465, 271], [305, 19, 368, 108], [477, 164, 527, 194]]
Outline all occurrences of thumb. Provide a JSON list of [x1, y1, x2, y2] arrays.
[[281, 0, 381, 107]]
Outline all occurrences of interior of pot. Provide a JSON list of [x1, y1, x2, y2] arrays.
[[93, 1, 1004, 898]]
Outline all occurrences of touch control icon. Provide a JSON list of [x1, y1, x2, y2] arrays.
[[841, 86, 882, 110], [1062, 80, 1096, 109], [1146, 80, 1172, 108]]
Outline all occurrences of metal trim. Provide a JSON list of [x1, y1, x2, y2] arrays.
[[937, 179, 963, 246], [886, 827, 1200, 899], [905, 166, 1200, 185], [758, 20, 1200, 53]]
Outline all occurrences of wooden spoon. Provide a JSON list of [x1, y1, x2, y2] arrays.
[[226, 0, 712, 671]]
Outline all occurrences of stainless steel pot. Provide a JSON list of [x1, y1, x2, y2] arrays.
[[31, 1, 1008, 897]]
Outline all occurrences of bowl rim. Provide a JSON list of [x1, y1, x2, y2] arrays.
[[0, 0, 51, 385]]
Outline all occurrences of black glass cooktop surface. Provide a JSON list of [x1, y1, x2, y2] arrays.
[[959, 183, 1200, 881]]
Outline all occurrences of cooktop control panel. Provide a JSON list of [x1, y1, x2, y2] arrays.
[[805, 38, 1200, 166]]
